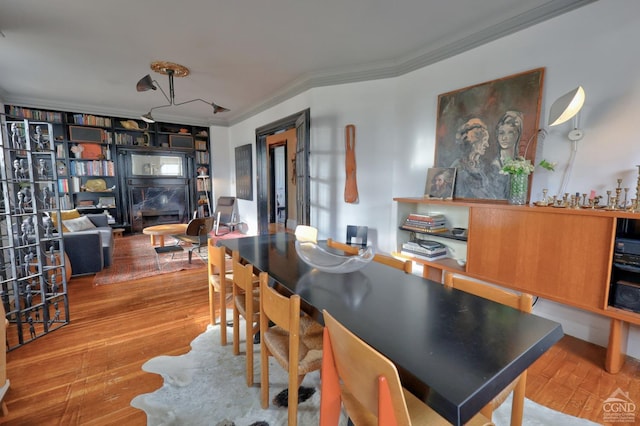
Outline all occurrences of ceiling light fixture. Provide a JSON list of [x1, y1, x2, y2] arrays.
[[136, 61, 229, 123]]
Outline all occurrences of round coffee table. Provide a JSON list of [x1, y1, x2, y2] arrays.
[[142, 223, 188, 247]]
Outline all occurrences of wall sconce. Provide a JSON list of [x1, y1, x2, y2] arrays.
[[136, 61, 229, 123], [547, 85, 586, 195]]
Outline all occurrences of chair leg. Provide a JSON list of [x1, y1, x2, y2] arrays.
[[510, 372, 527, 426], [246, 318, 254, 386], [208, 285, 216, 326], [261, 338, 270, 409], [233, 305, 240, 356], [220, 291, 227, 346]]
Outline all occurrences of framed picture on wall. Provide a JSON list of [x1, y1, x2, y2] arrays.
[[434, 68, 544, 202], [235, 144, 253, 200]]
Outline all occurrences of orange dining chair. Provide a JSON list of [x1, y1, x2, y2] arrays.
[[444, 271, 533, 426], [320, 309, 492, 426], [208, 240, 233, 345], [259, 272, 323, 426], [232, 250, 261, 386]]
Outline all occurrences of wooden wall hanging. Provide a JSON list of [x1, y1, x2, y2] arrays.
[[344, 124, 358, 203]]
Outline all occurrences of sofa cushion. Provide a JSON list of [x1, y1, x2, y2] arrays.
[[50, 209, 81, 232], [63, 216, 97, 232]]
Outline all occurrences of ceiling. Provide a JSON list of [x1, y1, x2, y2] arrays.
[[0, 0, 594, 127]]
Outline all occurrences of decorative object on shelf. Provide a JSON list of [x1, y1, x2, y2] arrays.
[[499, 156, 534, 205], [120, 120, 142, 130], [344, 124, 359, 203], [424, 167, 456, 200], [197, 166, 208, 176], [70, 144, 84, 158], [294, 225, 374, 274], [31, 125, 49, 150], [83, 178, 107, 192], [434, 68, 544, 202], [136, 61, 230, 123]]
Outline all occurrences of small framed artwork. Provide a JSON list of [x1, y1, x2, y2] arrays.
[[424, 167, 456, 200]]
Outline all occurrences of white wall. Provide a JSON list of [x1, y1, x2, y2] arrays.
[[215, 0, 640, 359]]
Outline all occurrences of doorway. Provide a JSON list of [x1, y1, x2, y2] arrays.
[[270, 144, 287, 227], [256, 109, 310, 235]]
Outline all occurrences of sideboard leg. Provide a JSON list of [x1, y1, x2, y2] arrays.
[[606, 318, 629, 374]]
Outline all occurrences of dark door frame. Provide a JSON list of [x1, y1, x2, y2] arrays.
[[255, 109, 310, 234]]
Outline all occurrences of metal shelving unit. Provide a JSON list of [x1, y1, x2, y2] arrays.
[[0, 119, 70, 350]]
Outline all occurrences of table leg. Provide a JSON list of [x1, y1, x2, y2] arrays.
[[158, 235, 165, 247]]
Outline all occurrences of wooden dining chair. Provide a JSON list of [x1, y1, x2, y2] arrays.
[[232, 250, 261, 386], [208, 240, 234, 345], [444, 271, 533, 426], [320, 309, 491, 426], [259, 272, 323, 426]]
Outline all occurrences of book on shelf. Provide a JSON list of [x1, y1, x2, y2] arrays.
[[403, 240, 446, 254], [406, 213, 445, 223], [400, 250, 448, 262], [400, 224, 447, 233]]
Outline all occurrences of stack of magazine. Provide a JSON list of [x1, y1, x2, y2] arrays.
[[401, 239, 448, 261], [400, 213, 446, 233]]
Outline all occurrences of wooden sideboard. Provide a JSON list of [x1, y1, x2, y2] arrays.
[[394, 197, 640, 373]]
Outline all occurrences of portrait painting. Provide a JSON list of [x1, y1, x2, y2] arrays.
[[424, 167, 456, 200], [434, 68, 544, 201]]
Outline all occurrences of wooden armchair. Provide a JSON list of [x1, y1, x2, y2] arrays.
[[172, 216, 214, 263], [320, 309, 491, 426], [259, 272, 323, 425], [444, 271, 533, 426]]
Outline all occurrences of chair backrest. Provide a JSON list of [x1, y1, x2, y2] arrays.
[[232, 250, 255, 294], [214, 196, 237, 225], [326, 238, 359, 255], [346, 225, 368, 246], [321, 309, 412, 426], [443, 272, 533, 313], [295, 225, 318, 243], [186, 216, 215, 240], [260, 272, 300, 335], [208, 240, 229, 278], [373, 253, 412, 274]]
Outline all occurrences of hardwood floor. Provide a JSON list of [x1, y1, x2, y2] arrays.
[[3, 266, 639, 425]]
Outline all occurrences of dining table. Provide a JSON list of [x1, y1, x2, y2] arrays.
[[219, 233, 563, 426]]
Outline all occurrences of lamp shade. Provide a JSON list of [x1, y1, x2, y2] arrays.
[[140, 112, 155, 123], [548, 86, 585, 126], [136, 75, 157, 92]]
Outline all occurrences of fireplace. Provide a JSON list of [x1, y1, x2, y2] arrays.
[[128, 180, 191, 232]]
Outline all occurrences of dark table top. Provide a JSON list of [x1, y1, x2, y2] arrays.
[[219, 233, 563, 425]]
